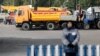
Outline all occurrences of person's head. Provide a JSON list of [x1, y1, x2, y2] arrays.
[[67, 22, 73, 28]]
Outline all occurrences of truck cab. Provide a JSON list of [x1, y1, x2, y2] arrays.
[[84, 7, 100, 29]]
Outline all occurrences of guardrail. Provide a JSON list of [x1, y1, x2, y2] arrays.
[[27, 45, 100, 56]]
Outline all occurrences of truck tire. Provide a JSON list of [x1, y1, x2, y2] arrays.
[[61, 22, 67, 29], [84, 24, 90, 29], [46, 22, 55, 30], [97, 20, 100, 29], [22, 23, 31, 30], [77, 22, 84, 29]]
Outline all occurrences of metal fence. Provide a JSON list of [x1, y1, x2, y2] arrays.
[[27, 45, 100, 56]]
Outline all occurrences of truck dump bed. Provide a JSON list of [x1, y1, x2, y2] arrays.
[[31, 7, 76, 21], [31, 10, 62, 21], [60, 15, 77, 21]]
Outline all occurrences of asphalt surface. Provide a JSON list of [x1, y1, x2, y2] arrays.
[[0, 23, 100, 56]]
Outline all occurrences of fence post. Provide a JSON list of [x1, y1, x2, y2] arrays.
[[38, 45, 43, 56], [31, 45, 34, 56], [27, 46, 31, 56], [96, 45, 100, 56], [46, 45, 51, 56], [55, 45, 59, 56], [79, 45, 84, 56], [87, 45, 92, 56]]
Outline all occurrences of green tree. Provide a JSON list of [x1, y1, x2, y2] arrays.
[[0, 0, 4, 5], [2, 0, 10, 5], [1, 0, 100, 8], [14, 0, 30, 6], [37, 0, 51, 7], [95, 0, 100, 6], [78, 0, 88, 9], [51, 0, 64, 7]]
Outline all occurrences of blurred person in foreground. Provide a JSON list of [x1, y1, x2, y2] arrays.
[[62, 22, 80, 56]]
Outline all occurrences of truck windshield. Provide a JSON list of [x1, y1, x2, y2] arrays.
[[17, 10, 23, 16]]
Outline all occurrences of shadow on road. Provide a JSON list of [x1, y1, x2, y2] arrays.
[[0, 37, 61, 53]]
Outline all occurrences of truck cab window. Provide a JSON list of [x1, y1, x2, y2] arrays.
[[18, 10, 23, 16]]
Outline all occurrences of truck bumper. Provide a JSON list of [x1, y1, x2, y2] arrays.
[[15, 23, 22, 28]]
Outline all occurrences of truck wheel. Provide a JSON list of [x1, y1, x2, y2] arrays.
[[97, 21, 100, 29], [84, 24, 90, 29], [61, 22, 67, 29], [46, 23, 55, 30], [22, 23, 31, 30], [77, 22, 85, 29]]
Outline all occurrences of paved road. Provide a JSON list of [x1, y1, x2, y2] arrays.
[[0, 24, 100, 56]]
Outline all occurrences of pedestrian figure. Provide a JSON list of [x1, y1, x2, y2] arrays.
[[62, 22, 80, 56]]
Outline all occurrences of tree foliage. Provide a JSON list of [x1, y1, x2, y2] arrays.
[[1, 0, 100, 9]]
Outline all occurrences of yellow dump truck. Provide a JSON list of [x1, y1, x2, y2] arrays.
[[15, 6, 76, 30]]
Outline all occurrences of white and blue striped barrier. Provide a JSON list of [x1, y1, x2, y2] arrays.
[[27, 45, 100, 56]]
